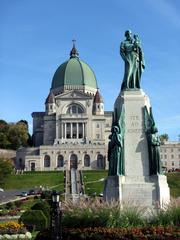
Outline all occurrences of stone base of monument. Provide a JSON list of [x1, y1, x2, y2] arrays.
[[103, 89, 170, 210], [103, 175, 170, 209]]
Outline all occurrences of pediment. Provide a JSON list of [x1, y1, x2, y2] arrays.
[[55, 90, 92, 100]]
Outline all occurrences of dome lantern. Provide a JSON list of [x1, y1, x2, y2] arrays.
[[70, 39, 79, 58], [51, 43, 98, 95]]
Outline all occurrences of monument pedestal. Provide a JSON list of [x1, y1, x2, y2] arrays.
[[104, 90, 170, 208], [104, 175, 170, 208]]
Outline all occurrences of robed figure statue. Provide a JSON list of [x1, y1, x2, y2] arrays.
[[144, 106, 162, 175], [120, 30, 145, 90], [108, 107, 125, 176]]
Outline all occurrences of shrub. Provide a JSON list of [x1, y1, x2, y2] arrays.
[[19, 210, 47, 231], [14, 200, 23, 209], [5, 202, 15, 210], [31, 201, 50, 226], [62, 199, 146, 228], [40, 191, 52, 201]]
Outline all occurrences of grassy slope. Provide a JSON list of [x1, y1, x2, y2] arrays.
[[3, 171, 64, 191], [166, 172, 180, 198], [2, 171, 179, 197]]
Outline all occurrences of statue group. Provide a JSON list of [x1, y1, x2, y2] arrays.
[[107, 31, 162, 177], [120, 30, 145, 90]]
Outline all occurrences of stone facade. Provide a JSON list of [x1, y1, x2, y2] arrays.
[[160, 142, 180, 171], [16, 47, 112, 171]]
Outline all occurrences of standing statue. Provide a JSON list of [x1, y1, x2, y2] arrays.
[[144, 106, 162, 175], [120, 30, 145, 90], [148, 126, 162, 175], [108, 107, 125, 176]]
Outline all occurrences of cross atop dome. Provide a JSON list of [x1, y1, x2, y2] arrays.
[[70, 39, 79, 58]]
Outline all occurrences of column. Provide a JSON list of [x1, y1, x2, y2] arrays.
[[70, 123, 72, 138], [56, 120, 59, 139], [61, 123, 63, 139], [82, 123, 85, 138], [84, 123, 86, 138], [77, 123, 79, 139], [65, 123, 67, 139]]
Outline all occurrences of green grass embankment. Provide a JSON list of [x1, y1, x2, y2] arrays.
[[2, 171, 180, 198], [166, 172, 180, 198]]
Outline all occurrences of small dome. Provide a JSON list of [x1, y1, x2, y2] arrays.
[[51, 44, 97, 91], [45, 91, 55, 104], [94, 89, 103, 103]]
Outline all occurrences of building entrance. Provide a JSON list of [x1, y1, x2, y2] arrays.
[[70, 154, 78, 169]]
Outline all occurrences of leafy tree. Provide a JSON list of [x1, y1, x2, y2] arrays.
[[159, 134, 169, 144], [8, 123, 29, 149], [0, 119, 32, 150], [0, 158, 13, 184]]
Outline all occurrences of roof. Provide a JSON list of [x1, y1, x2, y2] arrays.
[[45, 91, 55, 104], [94, 89, 103, 103], [51, 45, 98, 90]]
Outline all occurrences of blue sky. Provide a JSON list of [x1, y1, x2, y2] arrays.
[[0, 0, 180, 140]]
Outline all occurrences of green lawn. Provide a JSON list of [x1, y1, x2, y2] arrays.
[[3, 171, 64, 191], [2, 171, 179, 198], [166, 172, 180, 198]]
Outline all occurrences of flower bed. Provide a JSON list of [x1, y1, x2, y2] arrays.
[[35, 226, 180, 240], [0, 222, 32, 239], [63, 226, 180, 240]]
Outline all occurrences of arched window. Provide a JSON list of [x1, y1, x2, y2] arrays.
[[97, 154, 105, 169], [70, 154, 78, 169], [57, 155, 64, 167], [84, 154, 90, 167], [44, 155, 50, 167], [67, 104, 84, 114]]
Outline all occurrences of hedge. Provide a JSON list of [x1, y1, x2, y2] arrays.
[[19, 210, 47, 231]]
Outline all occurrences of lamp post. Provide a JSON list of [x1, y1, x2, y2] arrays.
[[51, 190, 62, 240]]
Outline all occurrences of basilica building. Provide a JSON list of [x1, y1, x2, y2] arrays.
[[16, 44, 112, 171]]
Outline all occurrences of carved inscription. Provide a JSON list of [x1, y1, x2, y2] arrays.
[[127, 115, 143, 133]]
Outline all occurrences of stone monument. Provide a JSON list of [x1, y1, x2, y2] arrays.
[[104, 30, 170, 208]]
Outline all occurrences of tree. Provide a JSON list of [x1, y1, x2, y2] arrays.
[[0, 158, 13, 184], [0, 119, 31, 150], [159, 134, 169, 144], [0, 120, 10, 148], [8, 123, 29, 149]]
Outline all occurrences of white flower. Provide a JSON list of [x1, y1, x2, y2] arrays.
[[25, 232, 32, 239], [18, 234, 26, 239], [11, 235, 18, 239], [3, 234, 11, 239], [0, 235, 3, 240]]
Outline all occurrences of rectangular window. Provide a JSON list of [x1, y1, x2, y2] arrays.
[[164, 149, 166, 153], [171, 155, 174, 159], [78, 123, 83, 138], [171, 148, 174, 152], [72, 123, 77, 138], [66, 123, 70, 139], [160, 154, 163, 159], [164, 161, 167, 166], [172, 162, 174, 166], [164, 155, 167, 159]]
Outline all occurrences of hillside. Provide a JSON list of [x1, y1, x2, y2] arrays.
[[2, 171, 179, 198]]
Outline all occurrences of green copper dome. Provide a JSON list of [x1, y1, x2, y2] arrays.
[[51, 45, 97, 90]]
